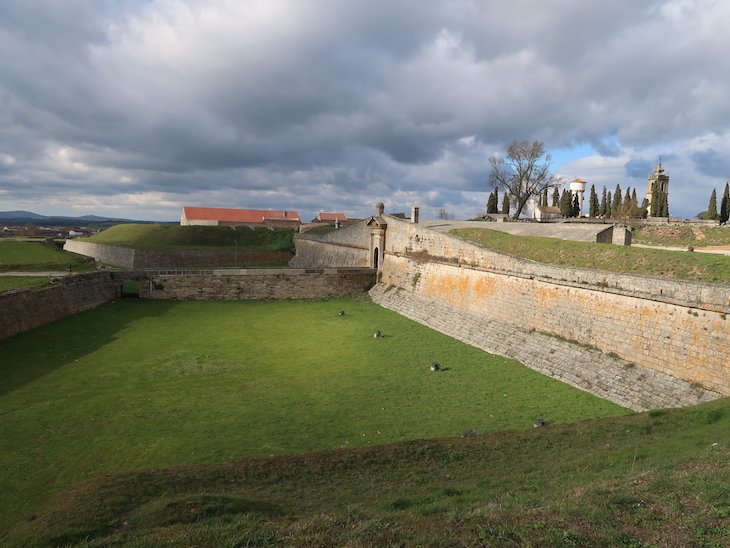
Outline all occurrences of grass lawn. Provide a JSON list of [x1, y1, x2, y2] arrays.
[[10, 401, 729, 547], [0, 276, 51, 292], [83, 223, 295, 251], [452, 227, 730, 284], [0, 298, 629, 534], [0, 240, 92, 273], [633, 224, 730, 247]]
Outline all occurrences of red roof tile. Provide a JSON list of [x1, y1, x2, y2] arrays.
[[183, 207, 300, 223], [317, 212, 347, 221]]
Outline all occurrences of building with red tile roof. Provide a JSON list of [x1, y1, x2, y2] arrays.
[[314, 212, 347, 222], [180, 206, 301, 228]]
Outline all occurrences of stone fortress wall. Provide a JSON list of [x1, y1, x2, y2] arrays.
[[64, 240, 292, 268], [0, 268, 375, 340], [290, 214, 729, 404], [290, 221, 372, 268], [0, 272, 119, 340]]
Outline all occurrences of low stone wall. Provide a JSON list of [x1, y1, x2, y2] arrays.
[[64, 240, 293, 268], [133, 268, 376, 300], [370, 284, 720, 411], [0, 272, 118, 340]]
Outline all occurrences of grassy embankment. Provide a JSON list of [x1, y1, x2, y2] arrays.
[[452, 227, 730, 284], [84, 223, 294, 252], [0, 298, 630, 539], [0, 240, 94, 291], [633, 224, 730, 247]]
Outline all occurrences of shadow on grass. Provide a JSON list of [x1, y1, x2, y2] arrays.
[[0, 300, 175, 396]]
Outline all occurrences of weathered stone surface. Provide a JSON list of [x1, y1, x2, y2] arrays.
[[0, 272, 118, 340], [64, 240, 293, 268], [370, 284, 720, 411], [132, 268, 376, 300]]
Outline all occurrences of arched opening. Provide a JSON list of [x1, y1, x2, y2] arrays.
[[120, 280, 140, 298], [373, 247, 379, 269]]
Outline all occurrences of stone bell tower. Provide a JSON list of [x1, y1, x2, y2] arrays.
[[646, 161, 669, 217]]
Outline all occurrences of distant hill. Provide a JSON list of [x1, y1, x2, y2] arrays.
[[0, 211, 150, 225], [0, 210, 47, 220]]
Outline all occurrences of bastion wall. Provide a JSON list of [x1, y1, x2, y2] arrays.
[[63, 240, 292, 268], [0, 272, 119, 340], [291, 215, 729, 398], [290, 221, 371, 267]]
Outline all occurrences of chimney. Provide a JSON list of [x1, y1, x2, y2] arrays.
[[411, 206, 420, 224]]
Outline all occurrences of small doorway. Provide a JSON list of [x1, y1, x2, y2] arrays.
[[373, 247, 379, 269]]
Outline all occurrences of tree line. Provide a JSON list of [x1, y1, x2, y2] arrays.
[[699, 182, 729, 224], [487, 140, 669, 220]]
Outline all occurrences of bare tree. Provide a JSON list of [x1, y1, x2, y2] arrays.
[[489, 140, 559, 219], [435, 208, 452, 220]]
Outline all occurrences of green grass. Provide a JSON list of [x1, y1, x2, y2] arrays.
[[452, 227, 730, 284], [8, 400, 728, 546], [302, 225, 337, 235], [633, 225, 730, 247], [0, 298, 628, 535], [0, 276, 52, 292], [83, 223, 295, 251], [0, 240, 92, 273]]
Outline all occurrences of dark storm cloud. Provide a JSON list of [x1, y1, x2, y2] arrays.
[[1, 0, 729, 220], [691, 149, 730, 178], [625, 158, 654, 179]]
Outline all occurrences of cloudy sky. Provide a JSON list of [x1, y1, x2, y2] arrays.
[[1, 0, 729, 222]]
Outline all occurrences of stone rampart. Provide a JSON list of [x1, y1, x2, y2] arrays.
[[0, 272, 119, 340], [291, 215, 729, 397], [370, 285, 719, 411], [64, 240, 136, 267], [289, 222, 371, 267], [64, 240, 293, 268]]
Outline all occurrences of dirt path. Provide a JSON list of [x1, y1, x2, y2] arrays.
[[0, 271, 71, 277], [690, 226, 706, 240]]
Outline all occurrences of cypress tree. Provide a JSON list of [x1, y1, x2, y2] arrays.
[[501, 192, 510, 216], [612, 184, 622, 218], [650, 185, 659, 217], [486, 190, 497, 214], [560, 189, 571, 217], [720, 182, 729, 224], [551, 187, 560, 207], [631, 188, 639, 218], [707, 189, 718, 220], [589, 184, 599, 217], [599, 186, 607, 217], [663, 191, 670, 217], [640, 197, 649, 219], [571, 193, 580, 218], [622, 187, 631, 217], [606, 191, 612, 218], [657, 191, 667, 217]]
